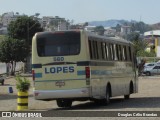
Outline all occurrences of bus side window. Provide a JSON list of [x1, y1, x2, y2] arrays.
[[91, 40, 95, 59], [88, 40, 93, 59], [109, 43, 114, 60], [122, 45, 127, 61], [119, 45, 122, 61], [126, 46, 130, 61], [102, 42, 107, 60], [114, 44, 118, 61], [105, 43, 109, 60], [98, 41, 103, 60], [116, 44, 119, 61], [101, 42, 104, 60], [128, 46, 132, 61], [92, 40, 98, 60], [94, 41, 99, 59]]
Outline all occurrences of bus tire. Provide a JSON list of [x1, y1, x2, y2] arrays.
[[93, 99, 102, 105], [105, 86, 110, 105], [1, 79, 4, 85], [124, 81, 133, 100], [56, 99, 72, 108], [124, 95, 130, 99], [94, 85, 111, 105]]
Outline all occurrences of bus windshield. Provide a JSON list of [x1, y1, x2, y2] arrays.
[[37, 32, 80, 57]]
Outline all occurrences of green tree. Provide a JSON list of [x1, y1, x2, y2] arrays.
[[94, 26, 105, 35], [132, 33, 144, 54], [133, 39, 148, 56], [83, 22, 88, 27], [127, 32, 155, 57], [0, 37, 30, 75], [131, 22, 151, 33], [0, 35, 6, 42], [127, 32, 140, 42], [35, 13, 40, 17], [0, 15, 2, 22], [7, 15, 43, 45], [115, 24, 121, 32]]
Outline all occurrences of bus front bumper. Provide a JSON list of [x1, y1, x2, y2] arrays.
[[34, 88, 90, 100]]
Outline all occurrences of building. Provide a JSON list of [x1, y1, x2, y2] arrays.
[[42, 16, 53, 28], [57, 20, 67, 31], [144, 30, 160, 57], [0, 12, 20, 35], [1, 12, 19, 27], [1, 12, 69, 33], [84, 26, 96, 32], [42, 16, 68, 31], [104, 27, 116, 36], [121, 26, 131, 35], [0, 27, 8, 35]]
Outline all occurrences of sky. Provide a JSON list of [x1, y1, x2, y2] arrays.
[[1, 0, 160, 24]]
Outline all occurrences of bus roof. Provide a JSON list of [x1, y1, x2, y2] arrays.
[[34, 30, 133, 45], [86, 31, 133, 45]]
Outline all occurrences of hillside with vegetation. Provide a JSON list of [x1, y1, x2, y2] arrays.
[[89, 19, 153, 34]]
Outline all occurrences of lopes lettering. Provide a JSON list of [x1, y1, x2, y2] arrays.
[[45, 66, 74, 74]]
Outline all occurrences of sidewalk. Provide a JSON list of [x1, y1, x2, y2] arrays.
[[3, 73, 32, 81], [19, 73, 32, 77]]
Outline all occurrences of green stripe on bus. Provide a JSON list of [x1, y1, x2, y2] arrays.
[[35, 79, 86, 82]]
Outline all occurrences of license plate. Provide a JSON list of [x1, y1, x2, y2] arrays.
[[55, 81, 65, 87]]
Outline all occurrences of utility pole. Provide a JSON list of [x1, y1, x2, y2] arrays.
[[24, 17, 39, 73]]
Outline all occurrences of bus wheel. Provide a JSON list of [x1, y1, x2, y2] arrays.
[[93, 99, 103, 105], [105, 87, 110, 105], [124, 95, 130, 99], [124, 82, 133, 100], [1, 79, 4, 85], [56, 99, 72, 108]]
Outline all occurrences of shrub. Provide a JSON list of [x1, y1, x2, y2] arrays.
[[15, 76, 30, 92]]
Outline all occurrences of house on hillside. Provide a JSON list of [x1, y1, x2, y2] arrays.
[[144, 30, 160, 57], [121, 26, 131, 35]]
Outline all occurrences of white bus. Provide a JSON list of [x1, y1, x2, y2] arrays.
[[32, 30, 138, 108]]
